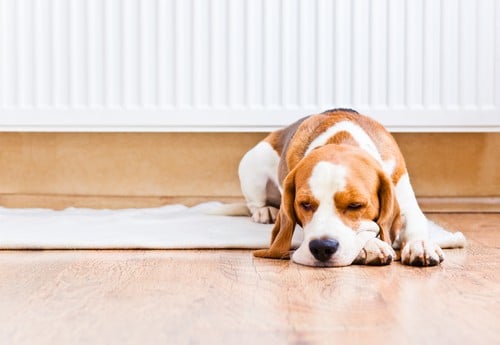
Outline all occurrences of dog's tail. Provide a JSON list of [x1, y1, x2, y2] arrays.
[[204, 202, 251, 217]]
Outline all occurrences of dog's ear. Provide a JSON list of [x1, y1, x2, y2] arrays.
[[253, 168, 297, 260], [376, 171, 402, 244]]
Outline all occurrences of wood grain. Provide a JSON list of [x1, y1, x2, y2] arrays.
[[0, 213, 498, 345]]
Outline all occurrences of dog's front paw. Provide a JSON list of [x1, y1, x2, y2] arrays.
[[353, 238, 395, 266], [401, 240, 444, 266], [251, 206, 279, 224]]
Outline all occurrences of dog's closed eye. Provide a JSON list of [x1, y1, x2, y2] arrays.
[[347, 202, 365, 211], [299, 201, 318, 212], [300, 202, 313, 211]]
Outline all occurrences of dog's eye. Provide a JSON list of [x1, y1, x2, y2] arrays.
[[347, 203, 363, 210], [300, 202, 314, 211]]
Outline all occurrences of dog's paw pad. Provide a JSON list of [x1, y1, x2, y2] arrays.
[[353, 238, 395, 266], [401, 240, 444, 266], [251, 206, 279, 224]]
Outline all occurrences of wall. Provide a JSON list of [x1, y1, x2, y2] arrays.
[[0, 132, 498, 210]]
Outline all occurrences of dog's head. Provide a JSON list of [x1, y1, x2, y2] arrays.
[[254, 144, 401, 267]]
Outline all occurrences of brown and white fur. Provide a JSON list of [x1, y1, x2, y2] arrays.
[[231, 109, 466, 267]]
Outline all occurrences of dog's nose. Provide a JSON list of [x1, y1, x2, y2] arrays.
[[309, 238, 339, 262]]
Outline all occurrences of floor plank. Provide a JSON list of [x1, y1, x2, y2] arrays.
[[0, 213, 499, 345]]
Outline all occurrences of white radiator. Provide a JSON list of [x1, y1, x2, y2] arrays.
[[0, 0, 498, 132]]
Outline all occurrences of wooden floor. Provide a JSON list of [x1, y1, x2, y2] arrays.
[[0, 213, 498, 345]]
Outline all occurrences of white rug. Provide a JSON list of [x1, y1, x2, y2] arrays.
[[0, 202, 464, 250], [0, 202, 303, 249]]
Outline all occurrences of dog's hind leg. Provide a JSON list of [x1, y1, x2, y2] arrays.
[[238, 141, 281, 224]]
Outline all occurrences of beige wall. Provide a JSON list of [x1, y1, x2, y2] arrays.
[[0, 132, 498, 208], [394, 133, 499, 197]]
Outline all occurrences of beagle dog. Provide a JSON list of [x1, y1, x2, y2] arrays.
[[238, 109, 465, 267]]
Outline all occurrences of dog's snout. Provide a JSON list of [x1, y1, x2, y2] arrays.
[[309, 238, 339, 262]]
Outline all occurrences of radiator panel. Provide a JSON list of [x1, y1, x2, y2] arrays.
[[0, 0, 498, 131]]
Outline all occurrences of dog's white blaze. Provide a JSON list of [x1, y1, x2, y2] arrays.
[[309, 161, 347, 202], [307, 162, 348, 237], [304, 121, 395, 176], [292, 161, 375, 266]]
